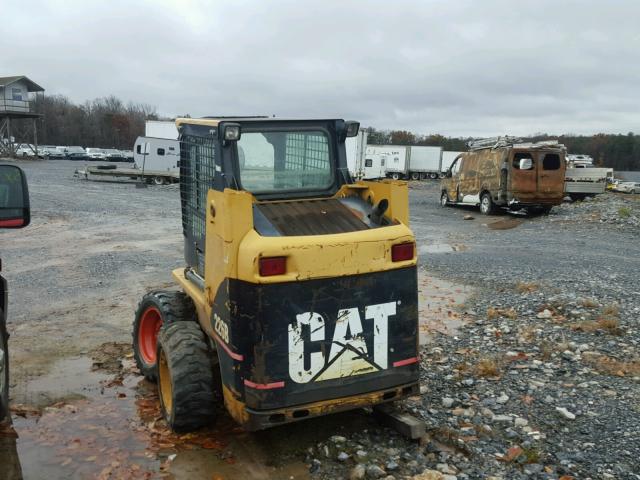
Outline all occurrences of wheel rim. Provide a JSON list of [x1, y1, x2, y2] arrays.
[[158, 348, 173, 415], [154, 177, 163, 185], [138, 307, 162, 364], [481, 196, 490, 213]]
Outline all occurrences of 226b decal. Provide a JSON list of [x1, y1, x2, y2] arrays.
[[287, 301, 397, 383]]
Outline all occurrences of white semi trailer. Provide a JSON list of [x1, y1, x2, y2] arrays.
[[366, 145, 443, 180], [346, 130, 383, 179], [441, 151, 465, 174]]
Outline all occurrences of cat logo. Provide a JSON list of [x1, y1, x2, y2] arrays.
[[287, 302, 396, 384]]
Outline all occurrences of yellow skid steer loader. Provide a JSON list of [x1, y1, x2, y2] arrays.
[[133, 117, 419, 431]]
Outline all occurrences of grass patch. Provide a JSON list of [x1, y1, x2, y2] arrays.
[[618, 207, 632, 218], [473, 356, 501, 378], [515, 281, 539, 293], [521, 446, 542, 464], [583, 353, 640, 377], [580, 298, 600, 309], [487, 307, 518, 320], [602, 303, 620, 316], [572, 303, 622, 335], [571, 317, 622, 335]]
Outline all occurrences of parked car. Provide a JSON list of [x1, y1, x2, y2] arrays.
[[0, 164, 31, 422], [85, 148, 107, 160], [121, 150, 134, 163], [64, 146, 86, 159], [103, 149, 126, 162], [39, 146, 65, 159], [614, 181, 640, 194], [15, 144, 35, 157], [440, 137, 566, 215]]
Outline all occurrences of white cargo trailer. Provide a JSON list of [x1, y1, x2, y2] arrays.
[[145, 120, 179, 140], [407, 146, 442, 179], [366, 145, 442, 180], [564, 167, 613, 201], [366, 146, 408, 180], [441, 151, 464, 173], [346, 130, 368, 178]]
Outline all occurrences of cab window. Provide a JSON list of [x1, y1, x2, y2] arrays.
[[451, 157, 462, 175]]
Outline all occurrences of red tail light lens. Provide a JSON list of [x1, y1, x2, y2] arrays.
[[392, 242, 414, 262], [259, 256, 287, 276]]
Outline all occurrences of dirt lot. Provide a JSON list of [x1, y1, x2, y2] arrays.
[[1, 159, 639, 479]]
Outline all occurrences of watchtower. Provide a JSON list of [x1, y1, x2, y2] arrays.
[[0, 76, 44, 157]]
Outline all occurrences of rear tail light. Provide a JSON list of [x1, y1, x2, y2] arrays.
[[392, 242, 414, 262], [259, 256, 287, 276]]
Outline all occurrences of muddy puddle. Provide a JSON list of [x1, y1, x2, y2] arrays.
[[2, 351, 381, 480], [418, 274, 474, 343], [486, 218, 524, 230]]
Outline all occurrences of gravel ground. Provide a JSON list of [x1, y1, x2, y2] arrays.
[[2, 159, 639, 479], [310, 184, 640, 480]]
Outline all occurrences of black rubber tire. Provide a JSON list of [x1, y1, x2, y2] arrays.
[[133, 291, 196, 382], [538, 206, 553, 215], [157, 322, 217, 432], [391, 173, 400, 180], [480, 192, 495, 215], [440, 191, 449, 207], [410, 172, 420, 180], [96, 164, 117, 170], [0, 323, 9, 423]]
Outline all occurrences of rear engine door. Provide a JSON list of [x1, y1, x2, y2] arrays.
[[538, 152, 564, 194]]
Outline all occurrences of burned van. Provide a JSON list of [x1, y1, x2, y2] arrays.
[[440, 138, 566, 215]]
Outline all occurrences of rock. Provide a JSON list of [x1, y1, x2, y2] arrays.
[[436, 463, 456, 474], [412, 470, 444, 480], [556, 407, 576, 420], [537, 309, 553, 319], [496, 393, 509, 404], [356, 450, 368, 458], [386, 460, 399, 471], [366, 464, 387, 479], [514, 417, 529, 427], [463, 215, 474, 220], [442, 397, 455, 408], [338, 452, 350, 461], [350, 464, 366, 480], [492, 414, 513, 423], [331, 435, 347, 443]]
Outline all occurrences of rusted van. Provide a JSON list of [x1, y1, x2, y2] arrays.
[[440, 138, 566, 215]]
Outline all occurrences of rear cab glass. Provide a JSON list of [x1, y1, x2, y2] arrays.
[[513, 152, 534, 170], [237, 130, 333, 194], [542, 153, 561, 170]]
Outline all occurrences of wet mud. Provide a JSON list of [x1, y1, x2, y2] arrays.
[[2, 346, 385, 480]]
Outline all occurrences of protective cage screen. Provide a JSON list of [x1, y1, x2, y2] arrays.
[[179, 132, 217, 275]]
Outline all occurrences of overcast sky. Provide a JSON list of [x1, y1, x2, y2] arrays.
[[2, 0, 639, 136]]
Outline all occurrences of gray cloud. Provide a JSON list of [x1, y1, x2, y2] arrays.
[[2, 0, 639, 136]]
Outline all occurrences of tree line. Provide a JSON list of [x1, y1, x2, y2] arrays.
[[367, 129, 640, 171], [9, 94, 640, 170], [13, 94, 158, 150]]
